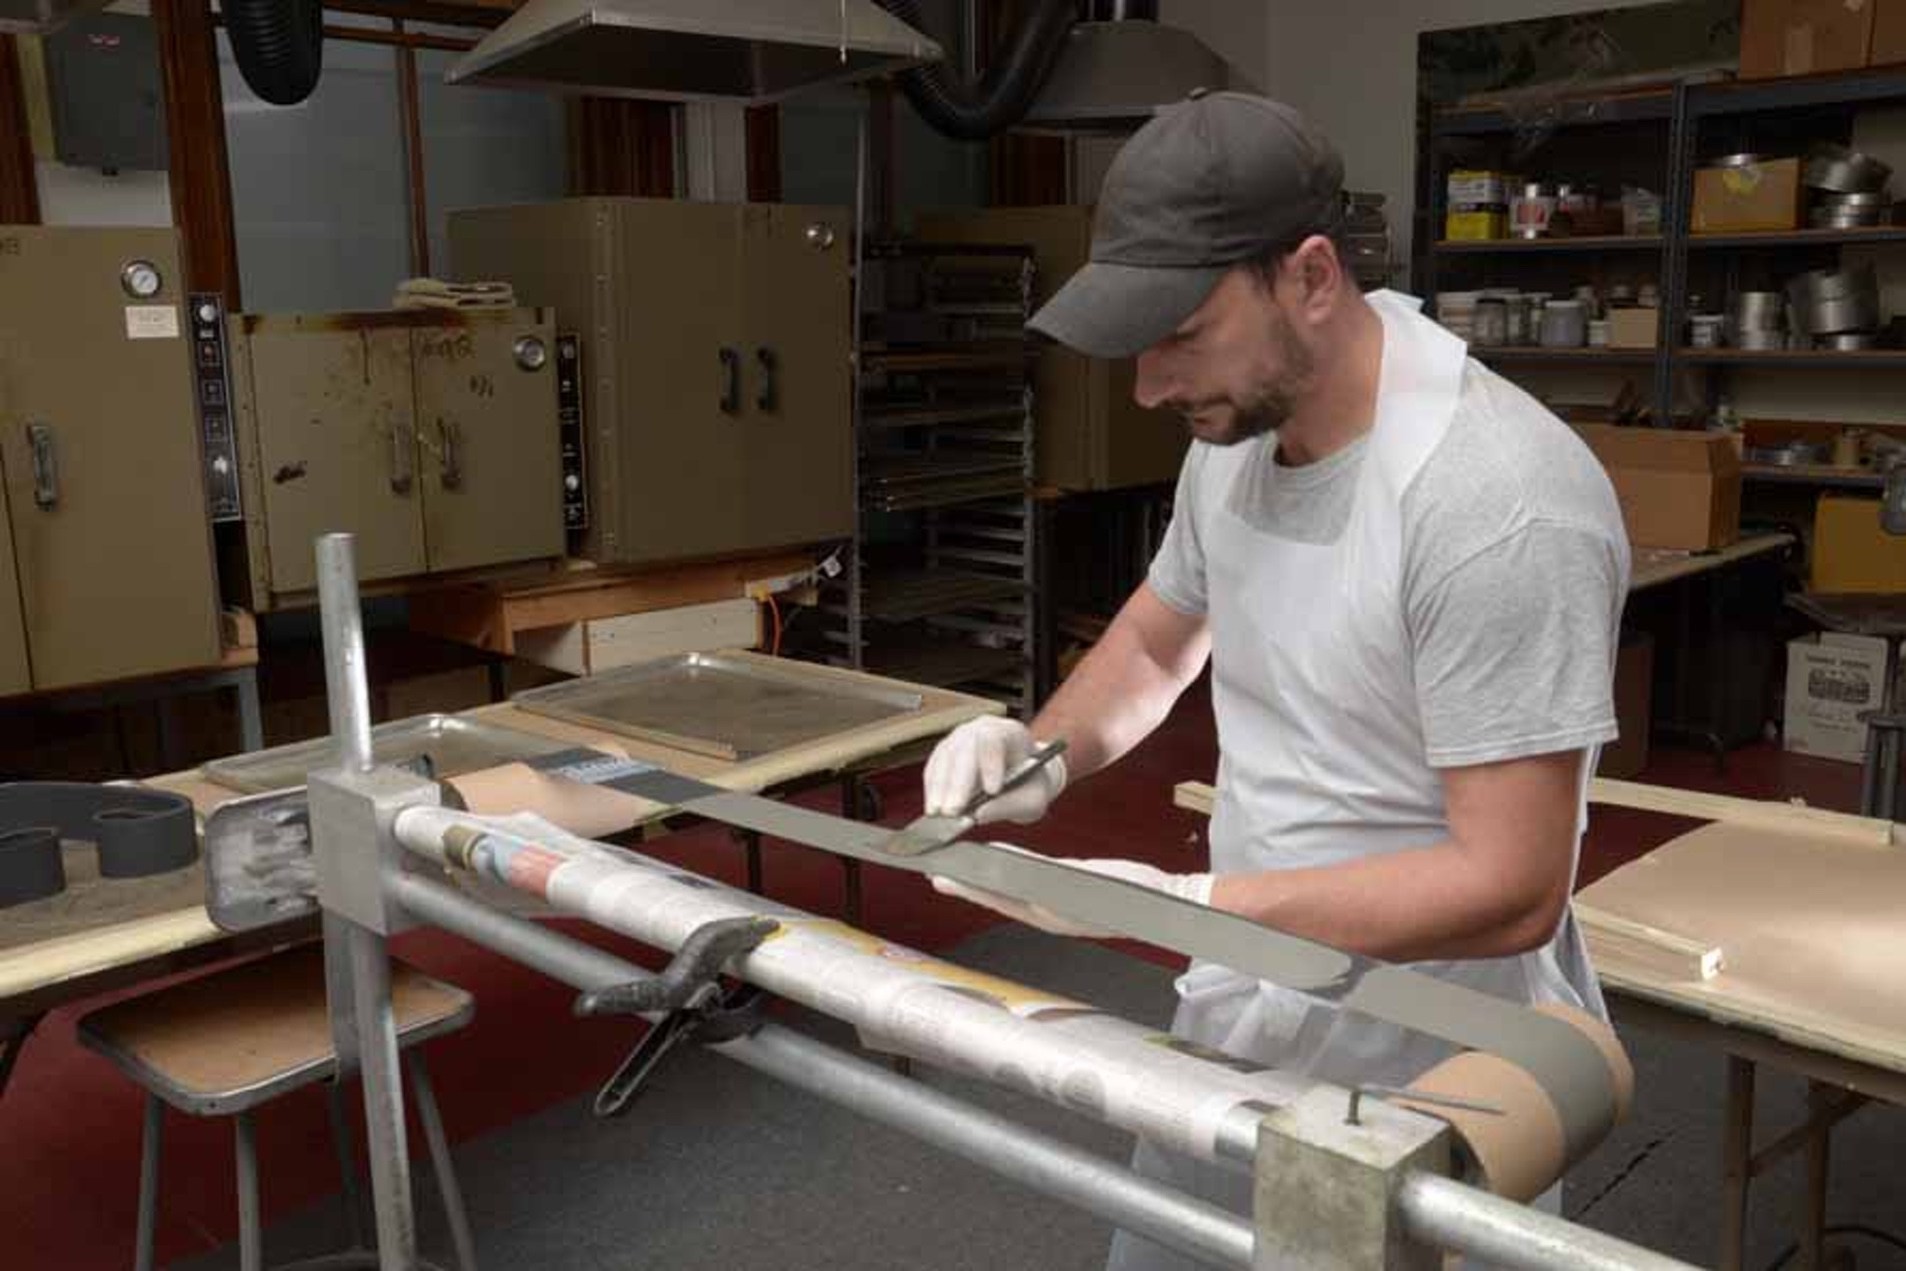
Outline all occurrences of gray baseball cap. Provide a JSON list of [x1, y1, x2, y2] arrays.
[[1029, 92, 1345, 359]]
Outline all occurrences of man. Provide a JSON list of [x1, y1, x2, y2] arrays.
[[920, 92, 1629, 1270]]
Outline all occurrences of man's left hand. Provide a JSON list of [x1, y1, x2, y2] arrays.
[[930, 848, 1214, 937]]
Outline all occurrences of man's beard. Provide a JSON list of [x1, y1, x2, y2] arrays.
[[1180, 388, 1295, 446], [1174, 319, 1315, 447]]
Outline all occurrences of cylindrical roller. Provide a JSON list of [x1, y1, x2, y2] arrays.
[[1389, 1003, 1635, 1202]]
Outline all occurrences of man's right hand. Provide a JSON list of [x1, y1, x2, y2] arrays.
[[921, 717, 1068, 825]]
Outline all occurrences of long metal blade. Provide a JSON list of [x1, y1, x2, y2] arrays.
[[519, 750, 1619, 1162]]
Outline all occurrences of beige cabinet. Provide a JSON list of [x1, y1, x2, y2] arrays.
[[449, 198, 854, 567], [413, 317, 564, 574], [0, 226, 222, 692], [230, 309, 562, 605], [915, 206, 1189, 492]]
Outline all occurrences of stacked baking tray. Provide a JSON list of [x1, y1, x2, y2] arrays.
[[818, 242, 1040, 716]]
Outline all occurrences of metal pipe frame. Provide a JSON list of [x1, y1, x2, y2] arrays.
[[390, 874, 1255, 1270], [306, 531, 1698, 1271], [316, 534, 418, 1271]]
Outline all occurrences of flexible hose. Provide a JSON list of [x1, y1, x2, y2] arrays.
[[226, 0, 324, 107], [879, 0, 1078, 141]]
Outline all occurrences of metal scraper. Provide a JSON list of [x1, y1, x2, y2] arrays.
[[876, 739, 1067, 858]]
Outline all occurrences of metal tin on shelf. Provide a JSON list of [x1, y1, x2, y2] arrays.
[[1539, 299, 1587, 348], [1787, 265, 1877, 304], [1733, 327, 1788, 351], [1804, 143, 1892, 194]]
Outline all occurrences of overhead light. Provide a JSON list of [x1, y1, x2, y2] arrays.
[[1022, 18, 1234, 131], [446, 0, 943, 103]]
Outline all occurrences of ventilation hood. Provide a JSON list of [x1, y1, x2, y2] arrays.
[[445, 0, 943, 103], [0, 0, 106, 36], [1022, 18, 1234, 131]]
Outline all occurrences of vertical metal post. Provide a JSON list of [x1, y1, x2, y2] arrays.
[[847, 96, 869, 673], [134, 1094, 163, 1271], [1656, 81, 1694, 428], [315, 533, 419, 1271]]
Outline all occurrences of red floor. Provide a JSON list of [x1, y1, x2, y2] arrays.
[[0, 690, 1866, 1269]]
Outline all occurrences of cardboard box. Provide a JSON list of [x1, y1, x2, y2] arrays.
[[1876, 0, 1906, 64], [1691, 158, 1804, 234], [1607, 307, 1659, 350], [1784, 631, 1888, 762], [1574, 425, 1743, 551], [1596, 630, 1654, 780], [1740, 0, 1875, 79], [1813, 494, 1906, 592]]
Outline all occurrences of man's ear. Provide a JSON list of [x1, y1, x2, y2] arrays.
[[1292, 236, 1343, 318]]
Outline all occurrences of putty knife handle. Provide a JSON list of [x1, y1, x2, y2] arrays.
[[961, 738, 1068, 819]]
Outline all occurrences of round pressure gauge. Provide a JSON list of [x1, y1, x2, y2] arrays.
[[121, 259, 164, 299]]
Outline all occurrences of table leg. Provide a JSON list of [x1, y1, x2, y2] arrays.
[[1800, 1082, 1833, 1271], [842, 860, 864, 929], [234, 666, 264, 754], [0, 1011, 44, 1102], [839, 775, 871, 929], [735, 828, 763, 895], [1707, 573, 1730, 771], [1721, 1055, 1757, 1271]]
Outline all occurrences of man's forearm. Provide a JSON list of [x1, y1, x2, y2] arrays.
[[1031, 603, 1207, 782], [1209, 838, 1571, 964]]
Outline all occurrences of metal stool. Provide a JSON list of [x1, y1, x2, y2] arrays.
[[78, 944, 478, 1271]]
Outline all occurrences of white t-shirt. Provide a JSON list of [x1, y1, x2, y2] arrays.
[[1150, 360, 1632, 773]]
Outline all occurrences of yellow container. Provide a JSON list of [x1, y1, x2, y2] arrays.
[[1444, 209, 1507, 241]]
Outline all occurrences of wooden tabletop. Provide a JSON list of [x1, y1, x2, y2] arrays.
[[1175, 777, 1906, 1089], [1578, 780, 1906, 1088], [1629, 532, 1793, 593], [0, 652, 999, 1011]]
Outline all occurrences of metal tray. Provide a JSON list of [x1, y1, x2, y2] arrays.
[[509, 653, 925, 761], [202, 714, 572, 794]]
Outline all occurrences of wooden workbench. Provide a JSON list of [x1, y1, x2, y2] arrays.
[[1629, 531, 1794, 593], [0, 654, 998, 1028], [1174, 776, 1904, 1271]]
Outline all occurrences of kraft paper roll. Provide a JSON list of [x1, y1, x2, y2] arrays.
[[1392, 1003, 1635, 1202], [444, 744, 658, 840]]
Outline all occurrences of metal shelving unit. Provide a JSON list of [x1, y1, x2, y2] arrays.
[[1474, 347, 1656, 365], [822, 242, 1040, 717], [1434, 235, 1663, 253], [1418, 65, 1906, 437]]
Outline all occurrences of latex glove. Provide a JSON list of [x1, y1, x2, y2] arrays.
[[931, 848, 1214, 937], [921, 716, 1068, 825]]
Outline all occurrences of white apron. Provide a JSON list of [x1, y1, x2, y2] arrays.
[[1107, 291, 1603, 1271]]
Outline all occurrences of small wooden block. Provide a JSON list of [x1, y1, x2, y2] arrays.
[[1577, 903, 1725, 982]]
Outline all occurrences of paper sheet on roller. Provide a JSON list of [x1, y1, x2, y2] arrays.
[[1577, 819, 1906, 1074]]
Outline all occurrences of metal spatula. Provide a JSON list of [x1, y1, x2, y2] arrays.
[[876, 739, 1067, 858]]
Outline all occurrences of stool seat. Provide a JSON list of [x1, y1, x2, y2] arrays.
[[78, 943, 478, 1270], [81, 945, 471, 1117]]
